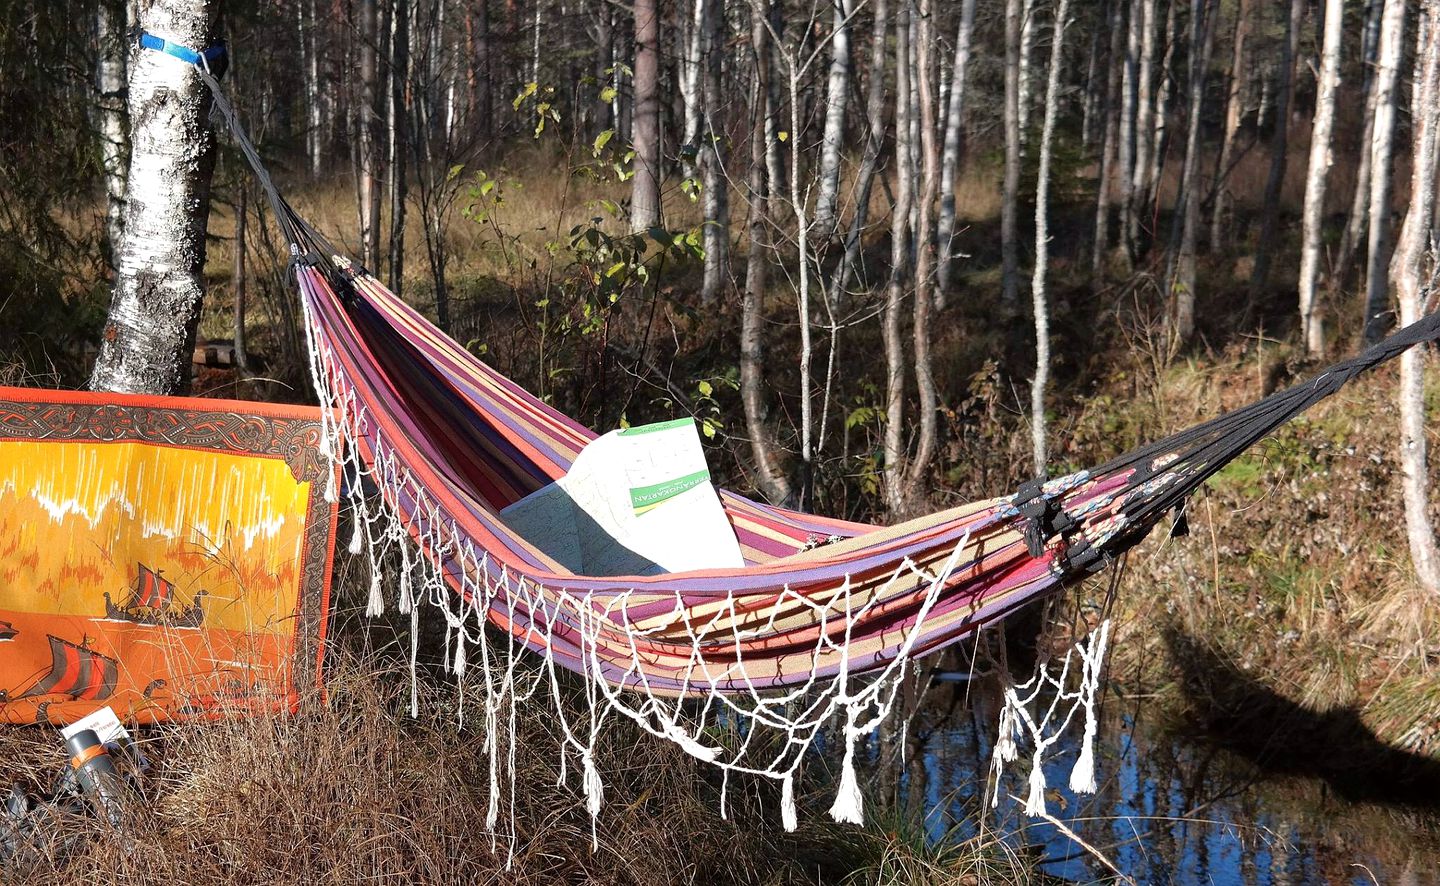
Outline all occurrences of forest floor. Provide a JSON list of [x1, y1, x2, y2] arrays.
[[4, 154, 1439, 882]]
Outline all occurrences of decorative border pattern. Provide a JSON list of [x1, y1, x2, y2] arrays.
[[0, 386, 338, 710]]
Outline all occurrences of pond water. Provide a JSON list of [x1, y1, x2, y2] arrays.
[[860, 682, 1440, 884]]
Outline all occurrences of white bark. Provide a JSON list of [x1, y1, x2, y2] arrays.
[[530, 0, 542, 83], [89, 2, 218, 395], [699, 0, 728, 304], [830, 0, 889, 294], [813, 0, 854, 237], [358, 0, 381, 269], [1126, 0, 1157, 254], [1031, 0, 1071, 474], [305, 0, 323, 177], [1017, 0, 1038, 143], [1116, 0, 1140, 262], [1297, 0, 1343, 357], [388, 0, 409, 293], [935, 0, 977, 298], [95, 0, 129, 256], [785, 59, 815, 500], [680, 0, 707, 181], [883, 1, 913, 516], [907, 0, 939, 500], [1364, 0, 1407, 343], [1390, 0, 1440, 596], [1144, 0, 1177, 218], [1001, 0, 1022, 305]]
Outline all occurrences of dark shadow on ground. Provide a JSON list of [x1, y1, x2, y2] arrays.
[[1166, 626, 1440, 810]]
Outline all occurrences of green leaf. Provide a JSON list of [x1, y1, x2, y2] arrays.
[[600, 86, 618, 103], [697, 380, 713, 398], [512, 81, 538, 110], [593, 129, 615, 157], [446, 164, 464, 182]]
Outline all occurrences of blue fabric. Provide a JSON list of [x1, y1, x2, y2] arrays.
[[138, 32, 226, 67]]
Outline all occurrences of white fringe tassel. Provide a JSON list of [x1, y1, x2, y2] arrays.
[[1024, 751, 1048, 817], [828, 736, 864, 825], [781, 774, 798, 832]]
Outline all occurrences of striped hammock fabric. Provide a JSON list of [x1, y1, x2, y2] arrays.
[[200, 66, 1440, 832]]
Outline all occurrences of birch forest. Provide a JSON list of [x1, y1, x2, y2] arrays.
[[2, 0, 1439, 568], [4, 1, 1440, 881]]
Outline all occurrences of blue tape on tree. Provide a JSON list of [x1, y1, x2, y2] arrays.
[[138, 32, 226, 67]]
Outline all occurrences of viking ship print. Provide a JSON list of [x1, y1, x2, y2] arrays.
[[0, 621, 14, 642], [103, 562, 206, 628], [0, 634, 118, 703]]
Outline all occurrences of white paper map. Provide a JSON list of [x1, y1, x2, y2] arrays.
[[499, 418, 744, 576]]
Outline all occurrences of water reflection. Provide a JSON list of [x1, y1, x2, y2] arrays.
[[858, 674, 1440, 884]]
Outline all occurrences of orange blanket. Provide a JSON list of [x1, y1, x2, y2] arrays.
[[0, 387, 337, 724]]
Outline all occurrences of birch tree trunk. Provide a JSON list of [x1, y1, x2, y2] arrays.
[[1209, 0, 1253, 253], [1335, 0, 1383, 286], [388, 0, 409, 294], [1116, 0, 1141, 266], [935, 0, 977, 298], [95, 0, 129, 259], [1143, 0, 1177, 220], [699, 0, 728, 305], [1125, 0, 1157, 255], [304, 0, 324, 177], [781, 49, 816, 504], [1166, 0, 1216, 343], [906, 0, 939, 502], [1017, 0, 1037, 143], [680, 0, 706, 181], [1093, 0, 1125, 272], [741, 2, 792, 506], [1001, 0, 1023, 307], [831, 0, 889, 295], [631, 0, 662, 232], [883, 0, 914, 516], [1031, 0, 1071, 474], [1297, 0, 1343, 357], [764, 5, 786, 202], [90, 2, 219, 396], [1247, 0, 1301, 302], [1081, 1, 1106, 148], [1390, 0, 1440, 596], [358, 0, 381, 269], [813, 0, 854, 238], [1364, 0, 1407, 344]]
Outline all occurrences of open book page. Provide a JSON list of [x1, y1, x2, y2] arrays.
[[499, 418, 744, 576]]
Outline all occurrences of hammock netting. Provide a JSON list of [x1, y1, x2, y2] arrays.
[[201, 66, 1440, 836]]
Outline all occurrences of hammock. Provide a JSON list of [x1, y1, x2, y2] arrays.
[[199, 66, 1440, 832]]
